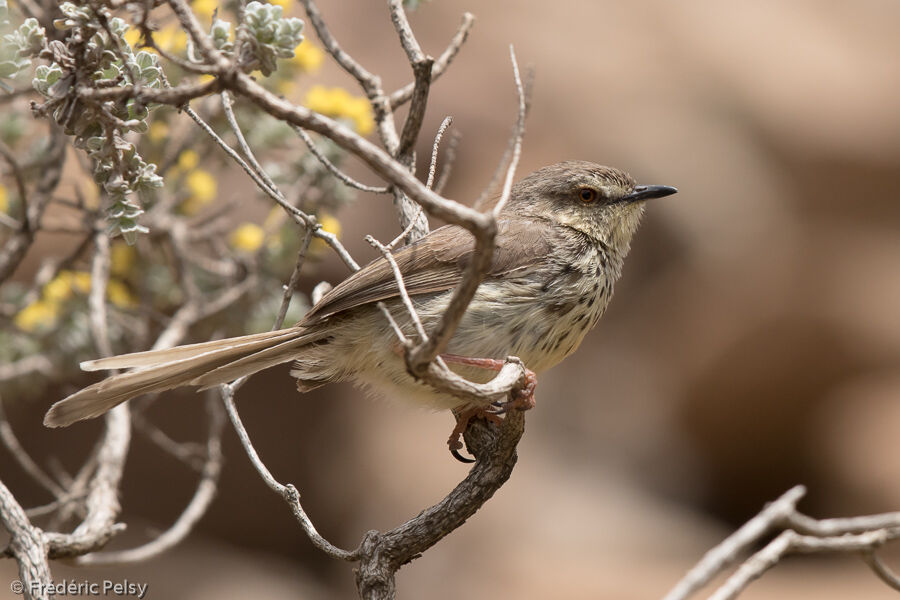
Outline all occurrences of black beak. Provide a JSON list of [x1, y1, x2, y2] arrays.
[[621, 184, 678, 203]]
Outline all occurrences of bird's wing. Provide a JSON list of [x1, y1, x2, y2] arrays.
[[301, 217, 556, 325]]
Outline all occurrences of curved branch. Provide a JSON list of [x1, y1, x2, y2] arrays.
[[355, 410, 525, 599]]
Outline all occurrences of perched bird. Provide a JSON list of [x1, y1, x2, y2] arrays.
[[44, 161, 676, 437]]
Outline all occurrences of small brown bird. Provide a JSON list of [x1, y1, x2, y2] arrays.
[[44, 161, 676, 432]]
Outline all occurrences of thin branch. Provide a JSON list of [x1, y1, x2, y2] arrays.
[[355, 409, 525, 598], [88, 230, 114, 358], [220, 383, 358, 561], [0, 140, 29, 210], [273, 229, 313, 330], [152, 275, 258, 351], [293, 126, 390, 194], [0, 129, 66, 285], [45, 405, 131, 558], [709, 528, 900, 600], [298, 0, 400, 153], [75, 394, 225, 565], [365, 235, 428, 342], [474, 66, 534, 211], [405, 48, 527, 372], [388, 0, 426, 64], [185, 105, 360, 271], [784, 510, 900, 536], [220, 90, 277, 192], [131, 411, 206, 471], [389, 12, 475, 108], [0, 399, 66, 498], [426, 117, 453, 190], [492, 46, 526, 217], [434, 130, 461, 195], [662, 486, 807, 600], [298, 0, 380, 93], [862, 550, 900, 592], [0, 355, 54, 382], [0, 478, 51, 598]]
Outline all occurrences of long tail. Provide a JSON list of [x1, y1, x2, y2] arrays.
[[44, 328, 319, 428]]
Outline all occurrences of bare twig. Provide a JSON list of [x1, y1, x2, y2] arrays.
[[365, 235, 428, 342], [293, 126, 390, 194], [0, 129, 66, 285], [131, 410, 206, 471], [185, 105, 360, 271], [474, 66, 534, 212], [355, 409, 525, 598], [663, 486, 806, 600], [434, 130, 461, 195], [0, 399, 65, 498], [0, 355, 54, 382], [44, 406, 131, 558], [88, 230, 114, 358], [273, 229, 313, 330], [862, 550, 900, 592], [667, 484, 900, 600], [220, 383, 358, 561], [405, 48, 527, 373], [426, 117, 453, 190], [298, 0, 399, 150], [389, 13, 475, 108], [709, 527, 900, 600], [220, 91, 278, 193], [492, 46, 526, 217], [76, 394, 225, 565], [0, 478, 51, 598]]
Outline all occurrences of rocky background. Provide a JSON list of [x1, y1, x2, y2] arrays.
[[3, 0, 900, 598]]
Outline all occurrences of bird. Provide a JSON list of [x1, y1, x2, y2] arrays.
[[43, 161, 677, 445]]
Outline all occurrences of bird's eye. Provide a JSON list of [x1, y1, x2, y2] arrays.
[[578, 188, 598, 203]]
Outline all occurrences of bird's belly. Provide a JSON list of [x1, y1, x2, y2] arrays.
[[440, 277, 609, 374]]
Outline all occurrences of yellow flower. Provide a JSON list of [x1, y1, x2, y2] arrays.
[[192, 0, 219, 21], [268, 0, 290, 8], [148, 120, 170, 143], [106, 279, 138, 309], [0, 184, 7, 213], [43, 271, 92, 303], [229, 223, 265, 252], [179, 169, 217, 215], [110, 241, 136, 277], [310, 213, 341, 255], [290, 40, 324, 73], [123, 27, 141, 50], [43, 274, 74, 303], [155, 25, 188, 54], [342, 97, 375, 136], [14, 300, 59, 332], [177, 150, 199, 171], [304, 86, 375, 136], [70, 271, 92, 294], [79, 177, 100, 209], [276, 78, 296, 97]]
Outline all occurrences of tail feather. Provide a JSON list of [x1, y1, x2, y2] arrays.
[[191, 333, 328, 390], [80, 329, 295, 371], [44, 328, 309, 428]]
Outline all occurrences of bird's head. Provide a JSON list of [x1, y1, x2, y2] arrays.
[[508, 160, 677, 257]]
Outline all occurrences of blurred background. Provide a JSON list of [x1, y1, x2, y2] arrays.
[[3, 0, 900, 598]]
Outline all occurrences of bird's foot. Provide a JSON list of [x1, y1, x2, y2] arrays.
[[440, 353, 539, 408], [441, 354, 537, 462], [488, 367, 538, 414], [447, 406, 503, 463]]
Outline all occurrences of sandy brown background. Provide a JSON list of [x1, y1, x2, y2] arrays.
[[3, 0, 900, 598]]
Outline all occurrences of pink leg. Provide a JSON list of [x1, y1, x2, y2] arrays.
[[441, 353, 538, 413], [441, 353, 538, 462]]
